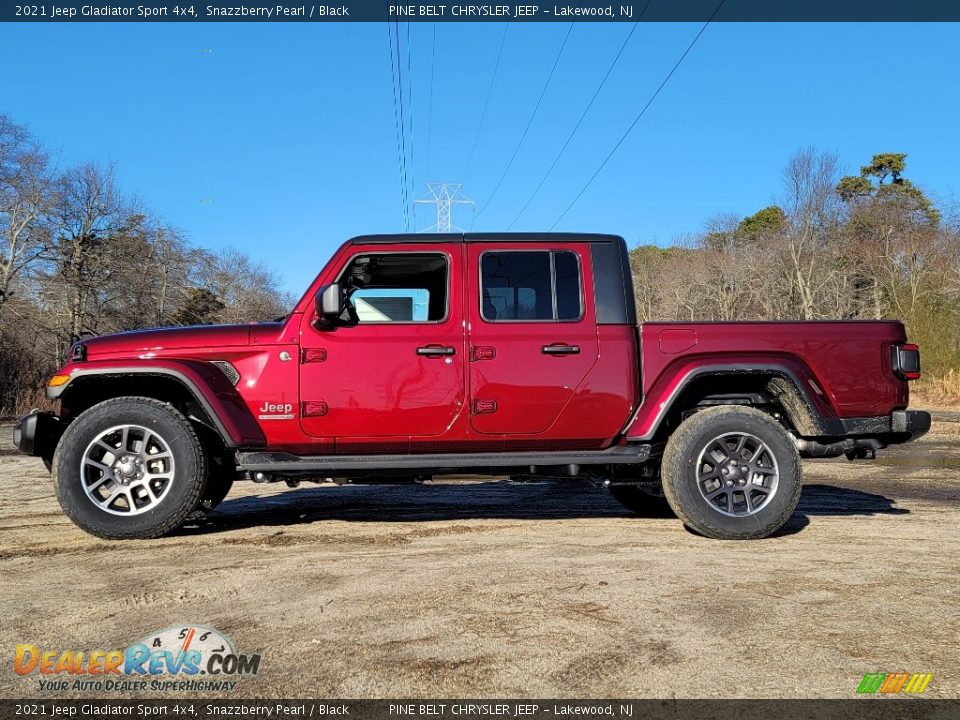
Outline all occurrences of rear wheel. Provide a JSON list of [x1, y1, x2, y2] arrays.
[[53, 397, 207, 539], [661, 406, 802, 540]]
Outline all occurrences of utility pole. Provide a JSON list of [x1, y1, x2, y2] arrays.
[[414, 182, 474, 233]]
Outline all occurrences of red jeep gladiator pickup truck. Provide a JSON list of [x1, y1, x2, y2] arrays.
[[14, 233, 930, 540]]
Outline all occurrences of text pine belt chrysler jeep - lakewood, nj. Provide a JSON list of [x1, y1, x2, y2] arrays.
[[13, 233, 931, 540]]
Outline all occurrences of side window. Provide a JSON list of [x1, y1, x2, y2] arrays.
[[480, 250, 582, 322], [340, 253, 448, 323]]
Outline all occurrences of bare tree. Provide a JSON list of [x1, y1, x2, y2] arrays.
[[0, 115, 53, 317], [49, 163, 136, 342], [779, 148, 841, 319], [196, 248, 291, 324]]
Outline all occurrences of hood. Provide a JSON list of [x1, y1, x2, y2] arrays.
[[78, 324, 254, 359]]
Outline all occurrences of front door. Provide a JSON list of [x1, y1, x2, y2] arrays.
[[466, 242, 599, 435], [299, 245, 466, 441]]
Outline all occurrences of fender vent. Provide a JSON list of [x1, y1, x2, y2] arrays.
[[211, 360, 240, 386]]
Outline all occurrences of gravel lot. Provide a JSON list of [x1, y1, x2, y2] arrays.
[[0, 413, 957, 699]]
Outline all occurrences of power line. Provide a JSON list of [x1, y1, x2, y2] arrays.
[[463, 23, 510, 184], [393, 20, 413, 231], [474, 22, 575, 220], [425, 23, 437, 177], [506, 9, 649, 230], [405, 21, 416, 216], [550, 0, 726, 231], [386, 21, 410, 231]]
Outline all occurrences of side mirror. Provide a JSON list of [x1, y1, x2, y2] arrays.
[[315, 283, 344, 322]]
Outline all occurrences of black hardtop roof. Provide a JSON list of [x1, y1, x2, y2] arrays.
[[348, 232, 625, 245]]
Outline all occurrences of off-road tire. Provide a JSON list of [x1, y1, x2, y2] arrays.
[[608, 483, 675, 518], [661, 406, 802, 540], [53, 397, 208, 539]]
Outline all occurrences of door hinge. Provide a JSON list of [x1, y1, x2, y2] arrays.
[[473, 399, 498, 415], [471, 345, 496, 361], [301, 348, 328, 364], [302, 401, 329, 417]]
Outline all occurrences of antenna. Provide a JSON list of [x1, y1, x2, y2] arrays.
[[414, 183, 474, 233]]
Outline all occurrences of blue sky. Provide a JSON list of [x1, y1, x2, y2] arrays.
[[2, 22, 958, 293]]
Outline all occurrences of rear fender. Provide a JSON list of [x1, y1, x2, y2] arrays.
[[49, 359, 265, 447], [624, 356, 843, 441]]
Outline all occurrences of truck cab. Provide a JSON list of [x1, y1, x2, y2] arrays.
[[295, 234, 638, 449]]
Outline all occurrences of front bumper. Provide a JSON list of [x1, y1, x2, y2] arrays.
[[13, 410, 63, 459]]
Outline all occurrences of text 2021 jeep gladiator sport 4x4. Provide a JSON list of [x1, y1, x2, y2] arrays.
[[14, 233, 931, 540]]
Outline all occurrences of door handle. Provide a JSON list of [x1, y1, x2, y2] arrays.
[[541, 344, 580, 356], [417, 345, 456, 357]]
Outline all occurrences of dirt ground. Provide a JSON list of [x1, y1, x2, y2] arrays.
[[0, 414, 958, 699]]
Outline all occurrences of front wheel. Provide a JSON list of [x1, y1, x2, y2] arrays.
[[53, 397, 208, 539], [661, 406, 802, 540]]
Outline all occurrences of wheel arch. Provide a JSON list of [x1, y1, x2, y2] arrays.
[[625, 362, 843, 442], [50, 362, 265, 449]]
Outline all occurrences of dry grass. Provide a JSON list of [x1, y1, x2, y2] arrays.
[[1, 385, 52, 419], [911, 369, 960, 410]]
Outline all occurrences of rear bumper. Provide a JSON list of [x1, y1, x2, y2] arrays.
[[898, 409, 932, 440], [12, 410, 62, 460], [796, 409, 931, 459], [840, 410, 931, 442]]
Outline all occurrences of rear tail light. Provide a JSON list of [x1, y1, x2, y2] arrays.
[[892, 343, 921, 380]]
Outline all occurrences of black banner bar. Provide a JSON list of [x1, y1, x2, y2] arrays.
[[5, 0, 960, 23], [0, 700, 958, 720]]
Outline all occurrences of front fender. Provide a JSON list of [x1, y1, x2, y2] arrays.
[[49, 359, 265, 447]]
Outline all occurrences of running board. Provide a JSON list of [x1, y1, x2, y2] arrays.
[[236, 445, 651, 474]]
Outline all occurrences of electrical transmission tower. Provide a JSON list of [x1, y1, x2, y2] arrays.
[[414, 183, 474, 233]]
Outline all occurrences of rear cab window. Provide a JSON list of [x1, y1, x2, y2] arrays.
[[480, 250, 583, 322]]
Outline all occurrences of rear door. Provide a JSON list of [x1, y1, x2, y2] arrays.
[[466, 242, 599, 435]]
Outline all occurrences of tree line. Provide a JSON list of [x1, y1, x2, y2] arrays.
[[630, 148, 960, 400], [0, 115, 291, 415]]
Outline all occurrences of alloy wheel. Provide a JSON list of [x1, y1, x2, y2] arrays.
[[80, 424, 176, 516], [696, 431, 779, 517]]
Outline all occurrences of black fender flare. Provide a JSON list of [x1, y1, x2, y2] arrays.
[[49, 361, 265, 448], [625, 362, 844, 441]]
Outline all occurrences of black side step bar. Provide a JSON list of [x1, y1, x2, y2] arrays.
[[236, 445, 651, 474]]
